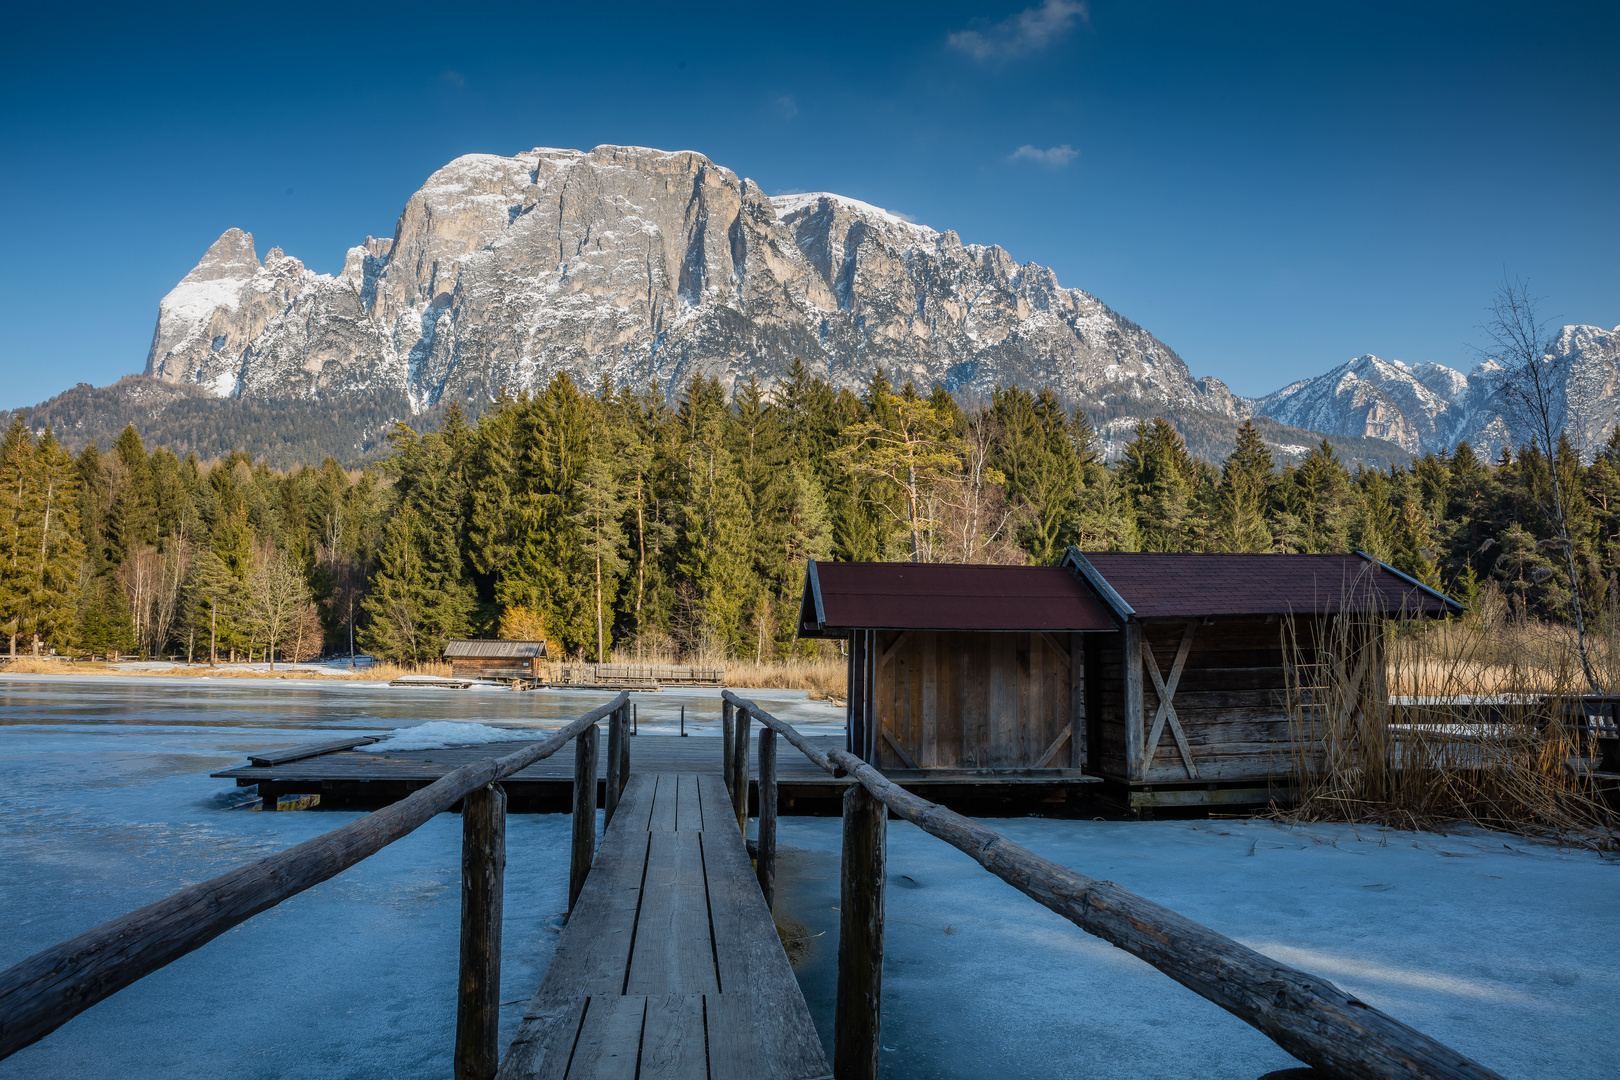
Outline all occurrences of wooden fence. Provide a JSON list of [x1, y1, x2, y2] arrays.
[[720, 689, 1506, 1080], [0, 692, 632, 1080]]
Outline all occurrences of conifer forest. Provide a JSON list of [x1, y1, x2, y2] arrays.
[[3, 363, 1617, 665]]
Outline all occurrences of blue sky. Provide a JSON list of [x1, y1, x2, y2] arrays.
[[1, 0, 1616, 409]]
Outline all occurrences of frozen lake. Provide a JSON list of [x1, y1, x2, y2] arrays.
[[2, 674, 1615, 1079]]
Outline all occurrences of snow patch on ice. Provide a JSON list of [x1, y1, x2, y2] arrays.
[[366, 721, 532, 752]]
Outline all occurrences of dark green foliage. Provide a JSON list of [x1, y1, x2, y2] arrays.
[[10, 367, 1620, 661]]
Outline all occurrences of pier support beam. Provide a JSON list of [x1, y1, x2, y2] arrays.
[[455, 781, 505, 1080]]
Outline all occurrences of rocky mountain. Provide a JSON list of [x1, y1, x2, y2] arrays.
[[144, 145, 1240, 419], [1249, 323, 1620, 457]]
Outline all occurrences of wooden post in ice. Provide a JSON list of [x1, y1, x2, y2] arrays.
[[568, 724, 598, 913], [757, 725, 777, 908], [834, 781, 885, 1080], [721, 698, 735, 796], [605, 706, 624, 826], [732, 707, 751, 832], [455, 781, 505, 1080]]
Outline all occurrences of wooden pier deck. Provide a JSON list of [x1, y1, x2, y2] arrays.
[[212, 733, 1099, 814], [498, 770, 830, 1080]]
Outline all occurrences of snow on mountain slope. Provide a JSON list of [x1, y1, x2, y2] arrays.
[[1249, 325, 1620, 456], [143, 145, 1238, 418]]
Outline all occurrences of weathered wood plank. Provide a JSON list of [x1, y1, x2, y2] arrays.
[[647, 773, 678, 832], [637, 994, 708, 1080], [495, 993, 587, 1080], [697, 773, 830, 1080], [1124, 621, 1145, 781], [563, 994, 645, 1080], [625, 830, 718, 996], [674, 772, 702, 832], [248, 736, 380, 766]]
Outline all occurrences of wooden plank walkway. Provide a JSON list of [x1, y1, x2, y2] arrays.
[[498, 771, 830, 1080]]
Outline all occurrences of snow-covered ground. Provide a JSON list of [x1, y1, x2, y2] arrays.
[[0, 675, 1613, 1078]]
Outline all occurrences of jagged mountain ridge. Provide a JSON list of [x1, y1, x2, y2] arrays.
[[1248, 323, 1620, 456], [143, 144, 1241, 418]]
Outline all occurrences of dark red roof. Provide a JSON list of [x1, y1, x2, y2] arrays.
[[799, 561, 1118, 636], [1068, 552, 1459, 618]]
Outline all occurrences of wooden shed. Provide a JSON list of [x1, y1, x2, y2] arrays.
[[1062, 549, 1460, 808], [442, 639, 548, 681], [797, 562, 1118, 774]]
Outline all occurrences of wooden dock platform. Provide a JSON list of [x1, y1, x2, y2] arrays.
[[212, 733, 1100, 814], [498, 771, 829, 1079]]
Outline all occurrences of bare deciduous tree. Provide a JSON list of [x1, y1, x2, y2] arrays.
[[1481, 274, 1602, 692]]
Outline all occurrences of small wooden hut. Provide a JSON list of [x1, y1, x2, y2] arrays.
[[797, 562, 1118, 772], [798, 552, 1459, 806], [442, 639, 548, 681], [1064, 549, 1459, 807]]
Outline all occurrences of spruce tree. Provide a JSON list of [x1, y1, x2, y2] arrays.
[[1217, 420, 1274, 552]]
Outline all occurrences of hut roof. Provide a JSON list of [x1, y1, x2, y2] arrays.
[[798, 560, 1118, 637], [1062, 550, 1461, 619], [442, 639, 549, 659]]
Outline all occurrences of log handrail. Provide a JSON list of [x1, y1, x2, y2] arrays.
[[0, 691, 629, 1062], [721, 689, 1505, 1080]]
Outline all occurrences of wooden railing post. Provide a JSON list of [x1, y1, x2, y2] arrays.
[[757, 725, 777, 908], [834, 781, 885, 1080], [605, 706, 624, 827], [721, 698, 735, 796], [568, 723, 599, 913], [616, 704, 630, 801], [455, 781, 505, 1080], [732, 706, 751, 832]]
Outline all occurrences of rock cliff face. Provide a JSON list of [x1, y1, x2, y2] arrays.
[[145, 145, 1237, 416], [1249, 324, 1620, 456]]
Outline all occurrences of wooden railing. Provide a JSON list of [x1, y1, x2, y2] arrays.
[[0, 692, 632, 1080], [721, 689, 1506, 1080]]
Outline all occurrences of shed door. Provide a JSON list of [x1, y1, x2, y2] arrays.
[[872, 630, 1078, 770]]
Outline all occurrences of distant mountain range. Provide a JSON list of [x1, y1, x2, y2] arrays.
[[4, 144, 1613, 467]]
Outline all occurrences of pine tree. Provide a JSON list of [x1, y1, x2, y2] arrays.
[[0, 421, 34, 655], [25, 430, 84, 652], [1217, 420, 1274, 552]]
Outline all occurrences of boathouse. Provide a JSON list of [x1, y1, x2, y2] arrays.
[[442, 639, 548, 681], [798, 552, 1459, 806], [1063, 550, 1459, 807], [796, 562, 1118, 773]]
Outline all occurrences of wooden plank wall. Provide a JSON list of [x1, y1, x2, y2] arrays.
[[871, 630, 1080, 769], [1096, 616, 1307, 783]]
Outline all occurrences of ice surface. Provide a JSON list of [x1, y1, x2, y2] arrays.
[[771, 815, 1619, 1080], [5, 675, 1607, 1078]]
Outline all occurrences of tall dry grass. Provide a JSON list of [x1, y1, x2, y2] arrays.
[[722, 657, 845, 696], [1281, 583, 1617, 850]]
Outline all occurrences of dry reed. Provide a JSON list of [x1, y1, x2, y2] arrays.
[[1280, 585, 1617, 851]]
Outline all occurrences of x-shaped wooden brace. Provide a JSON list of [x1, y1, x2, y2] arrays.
[[1141, 621, 1201, 779]]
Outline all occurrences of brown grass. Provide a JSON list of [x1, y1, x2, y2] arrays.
[[723, 658, 845, 697], [1280, 590, 1618, 850], [0, 657, 102, 675]]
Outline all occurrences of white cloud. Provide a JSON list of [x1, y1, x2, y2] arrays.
[[1010, 143, 1078, 166], [773, 94, 799, 119], [948, 0, 1088, 62]]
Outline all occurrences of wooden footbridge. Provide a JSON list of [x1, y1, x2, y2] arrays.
[[0, 691, 1506, 1080]]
